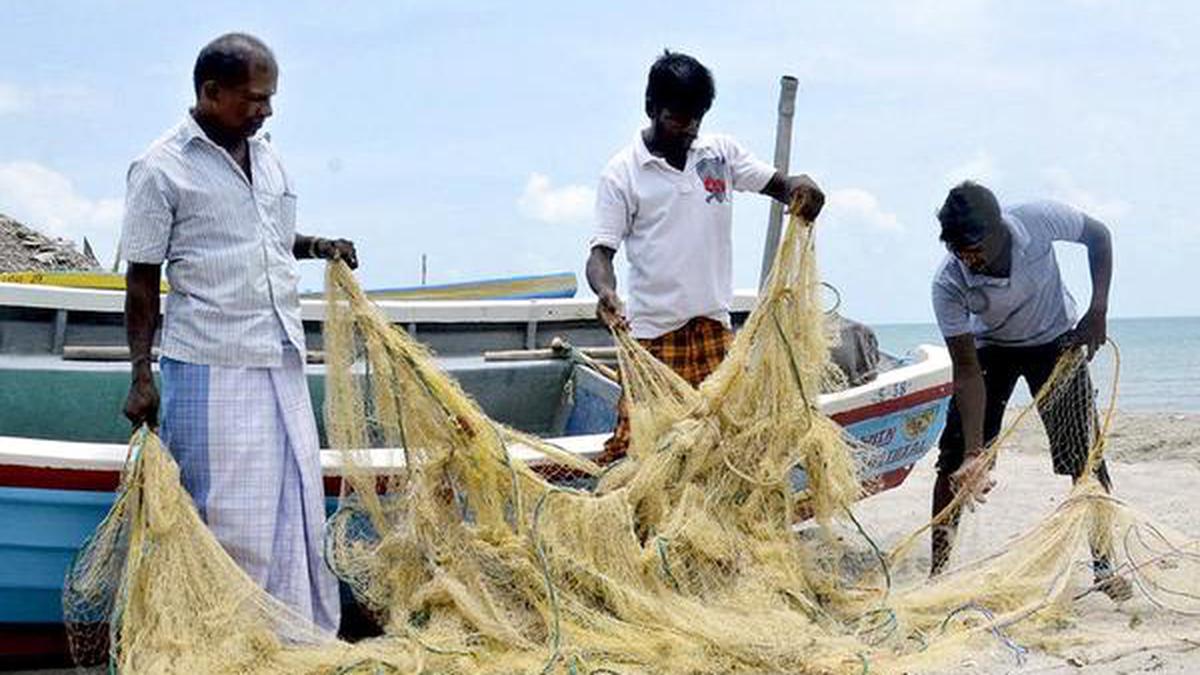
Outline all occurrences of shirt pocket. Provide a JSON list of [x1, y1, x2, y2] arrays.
[[277, 192, 298, 231], [262, 190, 298, 246]]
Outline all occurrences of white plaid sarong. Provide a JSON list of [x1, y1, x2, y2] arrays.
[[160, 344, 340, 633]]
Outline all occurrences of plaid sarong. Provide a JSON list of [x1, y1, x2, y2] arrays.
[[160, 345, 341, 633], [601, 317, 733, 462]]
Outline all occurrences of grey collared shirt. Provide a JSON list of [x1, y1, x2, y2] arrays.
[[120, 114, 305, 367], [931, 200, 1086, 347]]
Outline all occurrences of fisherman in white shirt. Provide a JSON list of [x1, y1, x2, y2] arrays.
[[586, 51, 825, 461], [121, 33, 355, 632]]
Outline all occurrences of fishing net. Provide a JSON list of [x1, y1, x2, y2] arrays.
[[65, 208, 1200, 673]]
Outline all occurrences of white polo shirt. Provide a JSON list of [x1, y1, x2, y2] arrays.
[[931, 200, 1087, 348], [590, 133, 776, 339]]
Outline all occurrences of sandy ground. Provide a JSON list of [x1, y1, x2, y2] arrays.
[[853, 410, 1200, 674], [12, 411, 1200, 674]]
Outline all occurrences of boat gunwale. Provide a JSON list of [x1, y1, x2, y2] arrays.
[[0, 282, 759, 324], [0, 345, 951, 476]]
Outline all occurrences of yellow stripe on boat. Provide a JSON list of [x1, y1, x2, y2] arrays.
[[0, 269, 575, 300], [0, 271, 170, 293]]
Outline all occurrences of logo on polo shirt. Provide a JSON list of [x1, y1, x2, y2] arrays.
[[696, 156, 729, 203]]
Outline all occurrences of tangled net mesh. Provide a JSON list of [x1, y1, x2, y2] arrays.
[[64, 211, 1200, 674]]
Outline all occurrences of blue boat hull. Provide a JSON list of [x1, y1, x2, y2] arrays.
[[0, 488, 349, 626], [0, 397, 948, 626]]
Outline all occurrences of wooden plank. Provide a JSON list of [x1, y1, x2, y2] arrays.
[[485, 340, 619, 382], [61, 346, 150, 361], [483, 346, 618, 361]]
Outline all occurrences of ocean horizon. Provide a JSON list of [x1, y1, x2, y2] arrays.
[[872, 316, 1200, 413]]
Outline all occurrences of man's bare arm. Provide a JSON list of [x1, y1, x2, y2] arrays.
[[945, 333, 985, 456], [1071, 215, 1113, 359], [761, 172, 825, 221], [293, 233, 359, 269], [124, 262, 162, 428], [944, 333, 997, 505], [586, 245, 627, 330]]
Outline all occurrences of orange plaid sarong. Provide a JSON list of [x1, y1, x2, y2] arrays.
[[600, 317, 733, 463]]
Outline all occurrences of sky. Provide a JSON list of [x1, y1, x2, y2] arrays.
[[1, 1, 1197, 324]]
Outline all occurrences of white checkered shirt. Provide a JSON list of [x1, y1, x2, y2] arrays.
[[120, 113, 306, 367]]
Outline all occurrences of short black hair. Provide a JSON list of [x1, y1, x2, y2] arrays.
[[193, 33, 275, 96], [938, 181, 1001, 248], [645, 50, 715, 117]]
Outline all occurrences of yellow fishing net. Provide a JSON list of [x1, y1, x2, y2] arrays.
[[64, 210, 1200, 673]]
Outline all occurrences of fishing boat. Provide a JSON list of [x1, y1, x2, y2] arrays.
[[0, 270, 168, 293], [0, 281, 952, 663], [301, 271, 578, 301], [0, 270, 577, 301]]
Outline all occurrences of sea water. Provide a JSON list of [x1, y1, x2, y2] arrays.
[[873, 316, 1200, 413]]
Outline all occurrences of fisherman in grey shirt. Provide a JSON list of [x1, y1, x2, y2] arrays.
[[928, 181, 1129, 601], [121, 33, 355, 632]]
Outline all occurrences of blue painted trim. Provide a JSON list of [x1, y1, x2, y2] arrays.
[[366, 271, 576, 294]]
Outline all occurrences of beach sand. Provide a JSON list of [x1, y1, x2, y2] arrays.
[[14, 411, 1200, 674], [853, 410, 1200, 674]]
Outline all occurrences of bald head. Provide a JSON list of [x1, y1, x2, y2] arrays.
[[193, 32, 276, 96]]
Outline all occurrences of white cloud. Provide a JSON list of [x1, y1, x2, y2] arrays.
[[517, 173, 594, 226], [1040, 167, 1130, 222], [0, 161, 122, 263], [944, 151, 998, 187], [823, 187, 902, 232]]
